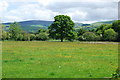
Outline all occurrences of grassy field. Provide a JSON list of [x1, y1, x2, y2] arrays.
[[2, 41, 118, 78]]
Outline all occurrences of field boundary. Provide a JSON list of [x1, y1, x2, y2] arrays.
[[80, 42, 119, 44]]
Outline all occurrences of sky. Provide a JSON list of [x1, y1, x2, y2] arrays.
[[0, 0, 119, 23]]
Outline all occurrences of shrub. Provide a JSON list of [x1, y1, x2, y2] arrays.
[[66, 32, 77, 41], [103, 28, 117, 41], [30, 34, 36, 41], [78, 36, 84, 41], [77, 28, 86, 36], [79, 32, 100, 41], [17, 34, 24, 41], [22, 33, 30, 41], [2, 31, 8, 40], [36, 33, 49, 41], [2, 31, 11, 40]]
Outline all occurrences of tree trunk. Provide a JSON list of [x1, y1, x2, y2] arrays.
[[61, 38, 63, 42], [60, 30, 64, 42]]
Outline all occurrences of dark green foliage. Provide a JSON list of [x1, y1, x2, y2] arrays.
[[9, 22, 22, 40], [112, 20, 120, 32], [38, 28, 47, 33], [2, 18, 120, 42], [77, 28, 87, 36], [49, 15, 75, 42], [112, 20, 120, 41], [103, 28, 117, 41], [103, 24, 112, 30], [95, 24, 107, 35], [95, 24, 112, 35], [95, 23, 117, 41], [78, 36, 83, 41], [66, 32, 77, 41]]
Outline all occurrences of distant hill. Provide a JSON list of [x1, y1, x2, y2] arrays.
[[3, 20, 53, 32], [91, 20, 115, 27], [3, 20, 115, 32], [85, 20, 115, 30]]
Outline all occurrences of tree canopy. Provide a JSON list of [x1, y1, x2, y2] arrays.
[[9, 22, 22, 40], [112, 20, 120, 41], [103, 28, 117, 41], [48, 15, 75, 42]]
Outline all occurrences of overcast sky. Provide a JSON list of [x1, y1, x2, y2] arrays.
[[0, 0, 119, 23]]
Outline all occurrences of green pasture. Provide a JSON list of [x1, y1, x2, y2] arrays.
[[2, 41, 118, 78]]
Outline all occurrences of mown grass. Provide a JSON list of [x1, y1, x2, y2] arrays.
[[2, 41, 118, 78]]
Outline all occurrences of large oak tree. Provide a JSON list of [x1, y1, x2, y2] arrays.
[[48, 15, 75, 42]]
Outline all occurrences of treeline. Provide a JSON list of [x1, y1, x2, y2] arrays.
[[1, 22, 49, 41], [77, 20, 120, 42], [1, 16, 120, 42]]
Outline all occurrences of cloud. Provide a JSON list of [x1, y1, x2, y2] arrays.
[[85, 7, 118, 21], [45, 2, 118, 22], [46, 2, 117, 11], [0, 1, 8, 22], [1, 0, 118, 23], [4, 16, 22, 22], [3, 0, 119, 2], [3, 2, 58, 22]]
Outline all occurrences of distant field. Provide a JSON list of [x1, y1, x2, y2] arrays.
[[2, 41, 118, 78]]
